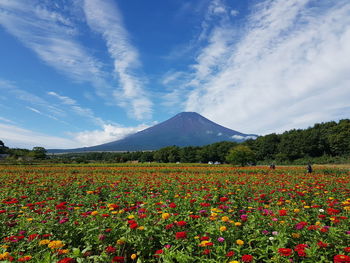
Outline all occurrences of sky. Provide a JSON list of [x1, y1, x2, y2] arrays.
[[0, 0, 349, 149]]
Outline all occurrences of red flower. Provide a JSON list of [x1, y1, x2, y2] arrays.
[[129, 223, 138, 229], [111, 256, 125, 263], [334, 255, 350, 263], [226, 251, 235, 257], [220, 197, 229, 202], [58, 258, 76, 263], [18, 256, 32, 262], [344, 247, 350, 253], [154, 249, 163, 257], [278, 248, 293, 257], [295, 244, 308, 251], [202, 249, 210, 255], [242, 254, 254, 262], [106, 246, 116, 254], [176, 221, 187, 227], [169, 202, 177, 208], [317, 241, 329, 248], [27, 234, 39, 241], [279, 209, 287, 216], [165, 223, 174, 230], [175, 231, 187, 239], [200, 236, 210, 241], [327, 208, 340, 215], [55, 202, 67, 210]]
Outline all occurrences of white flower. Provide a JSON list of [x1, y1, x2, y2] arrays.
[[269, 237, 275, 241], [319, 209, 324, 213]]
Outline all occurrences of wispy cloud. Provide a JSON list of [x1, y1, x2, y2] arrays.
[[0, 116, 16, 124], [180, 0, 350, 134], [83, 0, 152, 120], [0, 1, 105, 84], [47, 91, 105, 126], [0, 79, 65, 118]]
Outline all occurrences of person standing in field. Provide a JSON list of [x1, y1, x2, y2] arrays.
[[307, 163, 313, 173]]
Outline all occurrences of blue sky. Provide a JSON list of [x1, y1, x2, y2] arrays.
[[0, 0, 349, 149]]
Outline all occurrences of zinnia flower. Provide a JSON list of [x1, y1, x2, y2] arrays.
[[58, 258, 75, 263], [242, 254, 253, 262], [175, 231, 187, 239], [48, 240, 64, 249], [334, 254, 350, 263], [112, 256, 125, 263], [278, 248, 293, 257]]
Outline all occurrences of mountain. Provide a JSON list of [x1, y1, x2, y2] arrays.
[[50, 112, 257, 152]]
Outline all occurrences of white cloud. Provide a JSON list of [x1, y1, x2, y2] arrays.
[[231, 135, 258, 140], [83, 0, 152, 120], [0, 121, 149, 149], [230, 10, 239, 17], [183, 0, 350, 134], [70, 123, 149, 147], [0, 123, 79, 149]]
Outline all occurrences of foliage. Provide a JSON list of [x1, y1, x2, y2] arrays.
[[226, 145, 256, 166]]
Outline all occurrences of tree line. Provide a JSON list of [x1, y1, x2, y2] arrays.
[[1, 119, 349, 164]]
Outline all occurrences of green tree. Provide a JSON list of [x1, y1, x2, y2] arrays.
[[0, 140, 9, 154], [30, 147, 47, 159], [226, 145, 256, 166]]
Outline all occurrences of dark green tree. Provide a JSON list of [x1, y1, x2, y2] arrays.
[[226, 145, 256, 166], [30, 147, 47, 159]]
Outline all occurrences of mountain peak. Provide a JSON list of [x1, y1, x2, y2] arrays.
[[50, 112, 257, 152]]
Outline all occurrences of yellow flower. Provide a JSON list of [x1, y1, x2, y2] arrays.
[[117, 239, 126, 245], [293, 208, 300, 213], [27, 218, 33, 221], [58, 249, 69, 254], [236, 239, 244, 246], [131, 254, 137, 260], [292, 233, 300, 238], [162, 213, 170, 220], [221, 216, 229, 222], [229, 261, 239, 263], [48, 240, 64, 249], [86, 191, 94, 194], [39, 239, 51, 245], [234, 222, 242, 226], [0, 252, 11, 260], [138, 226, 145, 230], [91, 211, 98, 216], [128, 215, 135, 219], [200, 240, 210, 247], [219, 226, 227, 232]]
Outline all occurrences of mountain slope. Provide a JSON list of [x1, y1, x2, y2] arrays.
[[51, 112, 257, 152]]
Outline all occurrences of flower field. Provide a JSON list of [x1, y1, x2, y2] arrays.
[[0, 164, 349, 262]]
